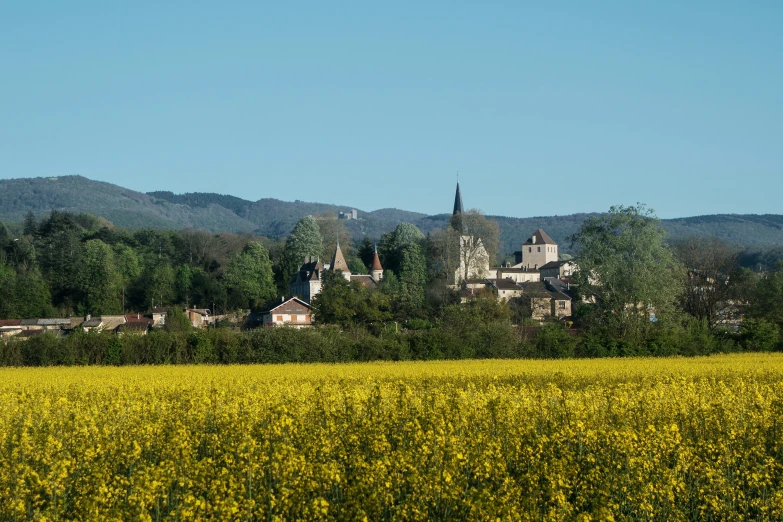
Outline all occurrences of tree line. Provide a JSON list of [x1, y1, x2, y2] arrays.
[[1, 204, 782, 362]]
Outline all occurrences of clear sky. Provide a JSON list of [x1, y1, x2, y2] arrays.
[[1, 2, 781, 219]]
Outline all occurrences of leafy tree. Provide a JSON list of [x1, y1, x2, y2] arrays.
[[317, 213, 352, 264], [164, 308, 192, 332], [0, 262, 17, 318], [175, 265, 194, 306], [393, 243, 428, 317], [748, 261, 783, 333], [114, 244, 141, 312], [14, 267, 55, 318], [0, 221, 11, 248], [571, 204, 685, 344], [76, 239, 122, 315], [672, 236, 741, 329], [190, 267, 227, 313], [311, 270, 360, 327], [348, 258, 368, 274], [144, 263, 176, 310], [277, 216, 323, 293], [379, 223, 425, 274], [223, 241, 276, 310]]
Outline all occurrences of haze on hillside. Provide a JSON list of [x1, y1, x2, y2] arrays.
[[2, 176, 783, 258]]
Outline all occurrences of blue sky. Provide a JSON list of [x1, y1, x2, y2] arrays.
[[1, 2, 781, 219]]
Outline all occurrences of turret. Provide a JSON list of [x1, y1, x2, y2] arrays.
[[371, 244, 384, 282], [330, 241, 351, 281]]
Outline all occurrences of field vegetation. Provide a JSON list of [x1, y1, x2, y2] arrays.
[[2, 354, 783, 520]]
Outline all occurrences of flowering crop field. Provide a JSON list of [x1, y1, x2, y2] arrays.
[[2, 355, 783, 521]]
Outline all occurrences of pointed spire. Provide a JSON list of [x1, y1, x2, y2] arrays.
[[453, 181, 464, 216]]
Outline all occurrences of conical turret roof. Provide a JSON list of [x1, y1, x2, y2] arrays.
[[371, 248, 383, 271]]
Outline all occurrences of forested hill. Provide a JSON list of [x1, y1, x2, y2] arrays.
[[2, 175, 783, 254]]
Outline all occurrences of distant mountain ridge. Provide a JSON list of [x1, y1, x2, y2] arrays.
[[1, 175, 782, 254]]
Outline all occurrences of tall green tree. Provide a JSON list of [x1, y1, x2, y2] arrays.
[[76, 239, 122, 315], [223, 241, 276, 310], [277, 216, 323, 293], [15, 267, 56, 318], [23, 211, 38, 237], [571, 204, 685, 345], [393, 243, 428, 317], [0, 262, 17, 318], [379, 223, 425, 274], [0, 221, 11, 248], [748, 261, 783, 335], [143, 263, 176, 310], [113, 244, 141, 313]]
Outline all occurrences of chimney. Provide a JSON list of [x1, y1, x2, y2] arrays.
[[85, 314, 91, 321], [281, 295, 285, 302]]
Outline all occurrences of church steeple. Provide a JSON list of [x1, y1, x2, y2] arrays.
[[452, 182, 464, 216]]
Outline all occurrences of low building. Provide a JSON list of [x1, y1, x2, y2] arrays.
[[118, 314, 153, 335], [185, 309, 211, 328], [261, 298, 313, 328], [488, 267, 542, 284], [517, 282, 573, 322], [488, 278, 525, 300], [539, 260, 576, 279]]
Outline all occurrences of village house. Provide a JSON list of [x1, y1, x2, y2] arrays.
[[185, 309, 211, 328], [261, 297, 313, 327]]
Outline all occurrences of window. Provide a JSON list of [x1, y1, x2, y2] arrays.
[[559, 301, 566, 309], [537, 247, 541, 252], [291, 315, 297, 323], [276, 315, 283, 321], [529, 247, 532, 252]]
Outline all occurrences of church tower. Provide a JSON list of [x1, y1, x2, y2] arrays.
[[370, 244, 384, 283]]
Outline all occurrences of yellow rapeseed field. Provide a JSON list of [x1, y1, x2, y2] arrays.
[[2, 354, 783, 521]]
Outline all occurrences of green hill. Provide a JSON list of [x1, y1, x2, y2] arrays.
[[1, 176, 782, 257]]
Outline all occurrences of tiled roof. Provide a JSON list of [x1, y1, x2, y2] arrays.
[[490, 279, 522, 291], [539, 261, 569, 270], [350, 275, 378, 288], [262, 297, 312, 315], [83, 318, 103, 327], [0, 319, 21, 327], [523, 229, 557, 246]]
